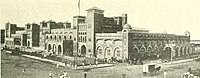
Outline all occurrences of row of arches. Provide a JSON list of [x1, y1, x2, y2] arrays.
[[129, 45, 193, 60], [96, 39, 122, 45], [47, 44, 62, 55], [174, 46, 193, 57], [96, 46, 122, 59], [46, 35, 72, 40], [79, 36, 87, 42]]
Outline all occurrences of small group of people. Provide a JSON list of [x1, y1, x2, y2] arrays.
[[59, 71, 71, 78], [48, 71, 71, 78], [128, 58, 143, 65], [181, 67, 200, 78]]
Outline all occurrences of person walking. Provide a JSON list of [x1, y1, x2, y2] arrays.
[[49, 71, 52, 78], [164, 70, 167, 78], [56, 63, 59, 68], [84, 72, 87, 78], [121, 74, 126, 78], [187, 67, 192, 74], [22, 68, 25, 74]]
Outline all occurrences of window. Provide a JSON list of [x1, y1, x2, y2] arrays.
[[88, 49, 91, 52], [70, 36, 72, 39], [107, 50, 111, 55], [42, 23, 47, 27], [117, 50, 120, 56], [98, 49, 102, 54], [59, 36, 61, 40], [83, 37, 85, 42], [64, 36, 66, 40], [88, 38, 91, 42], [50, 36, 52, 39], [85, 36, 86, 42], [80, 36, 82, 42], [27, 25, 30, 29]]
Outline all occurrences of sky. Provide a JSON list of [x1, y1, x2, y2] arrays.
[[0, 0, 200, 40]]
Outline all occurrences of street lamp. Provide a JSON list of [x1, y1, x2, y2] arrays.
[[171, 50, 173, 64], [74, 52, 78, 69]]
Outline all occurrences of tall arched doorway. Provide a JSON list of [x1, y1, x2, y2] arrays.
[[129, 48, 139, 60], [58, 45, 62, 55], [53, 44, 56, 54], [187, 47, 190, 55], [114, 47, 121, 57], [140, 47, 146, 59], [147, 47, 152, 56], [184, 47, 187, 56], [180, 47, 183, 57], [163, 47, 172, 60], [175, 47, 179, 57], [81, 45, 86, 56], [104, 47, 111, 59], [96, 46, 103, 58], [48, 44, 51, 52]]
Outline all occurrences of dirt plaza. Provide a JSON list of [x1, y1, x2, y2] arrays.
[[1, 51, 200, 78]]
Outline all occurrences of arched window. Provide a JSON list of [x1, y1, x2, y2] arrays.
[[70, 36, 72, 39], [50, 36, 52, 39], [59, 36, 61, 40], [83, 37, 85, 43], [80, 36, 82, 42], [54, 36, 56, 40], [105, 47, 111, 55], [64, 36, 66, 40], [97, 46, 103, 55], [114, 48, 121, 57], [85, 36, 86, 42]]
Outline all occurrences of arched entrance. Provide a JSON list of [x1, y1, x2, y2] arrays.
[[163, 47, 172, 60], [114, 47, 121, 57], [187, 47, 190, 55], [140, 47, 146, 59], [147, 47, 152, 56], [53, 44, 56, 54], [81, 45, 86, 56], [175, 47, 179, 57], [48, 44, 51, 52], [180, 47, 183, 57], [129, 48, 139, 60], [104, 47, 111, 59], [15, 40, 21, 45], [96, 46, 103, 56], [153, 46, 159, 55], [184, 47, 187, 56], [58, 45, 62, 55], [140, 47, 146, 53]]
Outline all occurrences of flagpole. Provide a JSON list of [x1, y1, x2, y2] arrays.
[[78, 0, 80, 16]]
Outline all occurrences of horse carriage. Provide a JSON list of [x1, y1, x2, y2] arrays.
[[143, 63, 161, 76]]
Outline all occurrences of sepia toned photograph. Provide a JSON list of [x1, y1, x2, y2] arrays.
[[0, 0, 200, 78]]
